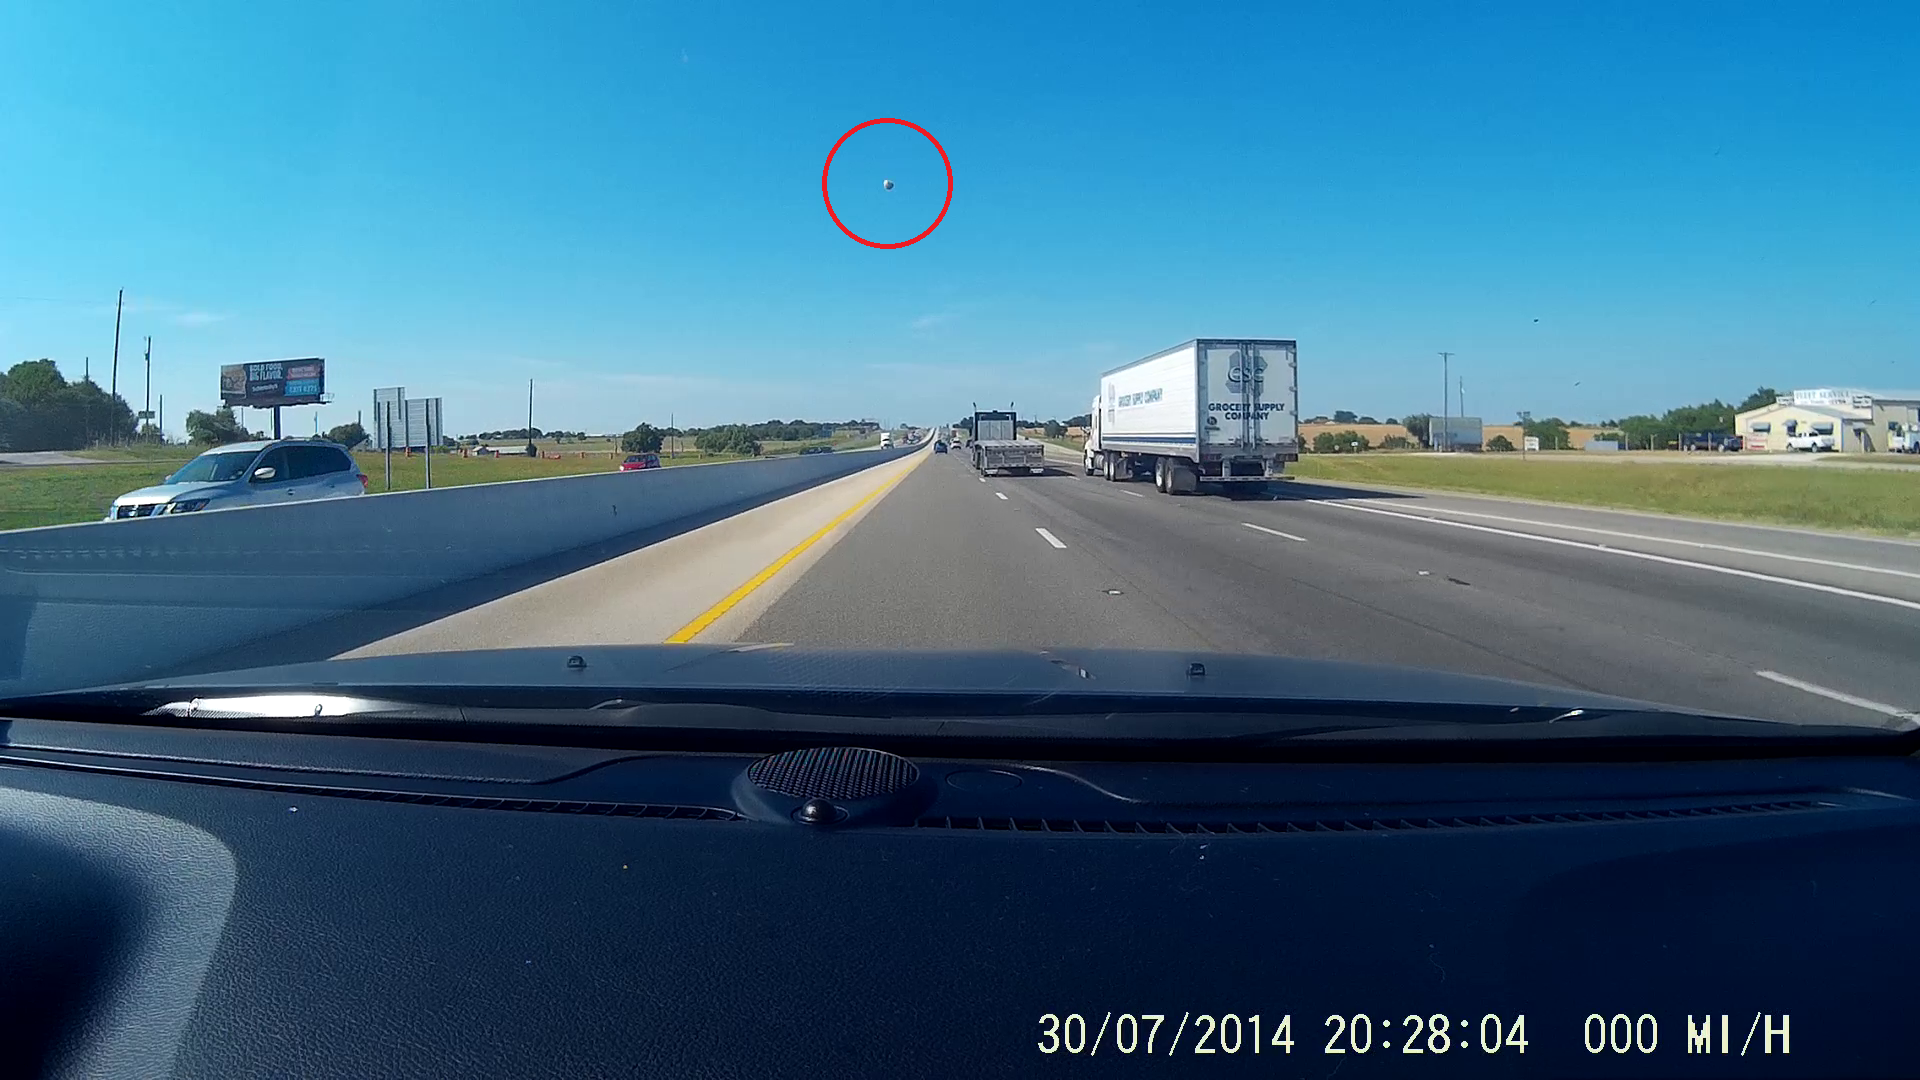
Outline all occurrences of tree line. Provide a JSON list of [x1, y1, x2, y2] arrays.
[[618, 418, 877, 456], [0, 359, 138, 451], [1310, 388, 1784, 453]]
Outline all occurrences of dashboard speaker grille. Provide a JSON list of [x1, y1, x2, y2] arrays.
[[748, 746, 918, 801]]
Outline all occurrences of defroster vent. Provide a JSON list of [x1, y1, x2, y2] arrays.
[[747, 746, 919, 801]]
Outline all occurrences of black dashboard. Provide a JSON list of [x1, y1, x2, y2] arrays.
[[2, 715, 1912, 1079]]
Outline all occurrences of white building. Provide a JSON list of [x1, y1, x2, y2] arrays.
[[1735, 388, 1920, 453]]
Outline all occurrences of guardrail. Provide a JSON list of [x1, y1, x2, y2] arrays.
[[0, 445, 918, 695]]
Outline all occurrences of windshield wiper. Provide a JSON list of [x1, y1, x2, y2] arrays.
[[1, 686, 1912, 763]]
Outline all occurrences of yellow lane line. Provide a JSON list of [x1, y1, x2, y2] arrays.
[[664, 460, 919, 644]]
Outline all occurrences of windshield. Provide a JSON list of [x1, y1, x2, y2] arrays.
[[2, 6, 1915, 744], [165, 451, 260, 484]]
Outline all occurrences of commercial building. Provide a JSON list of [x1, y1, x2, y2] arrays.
[[1735, 388, 1920, 453]]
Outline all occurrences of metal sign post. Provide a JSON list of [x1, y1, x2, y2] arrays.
[[384, 402, 394, 491]]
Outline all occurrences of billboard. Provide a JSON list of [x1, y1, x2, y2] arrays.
[[1431, 415, 1484, 450], [370, 388, 444, 451], [220, 358, 326, 407], [372, 387, 406, 450], [403, 397, 444, 450]]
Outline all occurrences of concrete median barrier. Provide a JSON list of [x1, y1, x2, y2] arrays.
[[0, 446, 919, 696]]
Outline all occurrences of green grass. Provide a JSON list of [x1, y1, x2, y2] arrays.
[[1289, 454, 1920, 534], [0, 460, 194, 530]]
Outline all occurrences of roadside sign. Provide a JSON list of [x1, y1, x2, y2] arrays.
[[221, 358, 326, 407], [1523, 436, 1541, 452]]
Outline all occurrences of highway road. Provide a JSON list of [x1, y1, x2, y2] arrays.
[[742, 444, 1920, 728], [259, 440, 1919, 730]]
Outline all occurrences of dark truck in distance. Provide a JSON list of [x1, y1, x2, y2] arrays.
[[969, 408, 1044, 476]]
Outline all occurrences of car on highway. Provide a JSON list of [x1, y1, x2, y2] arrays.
[[105, 438, 367, 520], [933, 440, 947, 453], [618, 453, 661, 471]]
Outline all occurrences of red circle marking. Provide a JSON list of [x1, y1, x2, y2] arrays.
[[821, 119, 952, 249]]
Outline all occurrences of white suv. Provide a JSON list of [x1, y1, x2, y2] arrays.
[[107, 439, 368, 520]]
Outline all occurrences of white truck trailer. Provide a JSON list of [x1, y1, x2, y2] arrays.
[[970, 408, 1045, 476], [1083, 339, 1300, 495]]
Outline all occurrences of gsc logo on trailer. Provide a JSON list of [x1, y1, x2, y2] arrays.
[[1225, 353, 1267, 386]]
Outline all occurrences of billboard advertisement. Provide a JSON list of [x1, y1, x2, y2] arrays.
[[1432, 415, 1484, 450], [220, 358, 326, 407]]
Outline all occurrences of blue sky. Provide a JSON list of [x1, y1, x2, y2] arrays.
[[1, 1, 1914, 435]]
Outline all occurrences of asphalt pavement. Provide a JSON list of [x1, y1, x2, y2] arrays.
[[743, 446, 1920, 728]]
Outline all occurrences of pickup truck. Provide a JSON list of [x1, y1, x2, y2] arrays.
[[1787, 429, 1836, 452]]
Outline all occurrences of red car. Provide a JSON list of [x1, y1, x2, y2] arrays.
[[619, 453, 661, 471]]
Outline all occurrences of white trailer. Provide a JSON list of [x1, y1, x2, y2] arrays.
[[1083, 339, 1299, 495]]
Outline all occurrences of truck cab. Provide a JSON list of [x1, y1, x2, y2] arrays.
[[879, 432, 893, 449]]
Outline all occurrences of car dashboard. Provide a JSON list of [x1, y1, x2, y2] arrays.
[[1, 715, 1913, 1079]]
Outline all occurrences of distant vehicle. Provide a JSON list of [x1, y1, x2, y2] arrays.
[[879, 433, 894, 449], [970, 408, 1044, 476], [1787, 428, 1836, 452], [933, 441, 947, 454], [1888, 423, 1920, 453], [618, 453, 661, 471], [1680, 432, 1742, 452], [798, 445, 835, 455], [1084, 339, 1301, 495], [106, 439, 367, 520]]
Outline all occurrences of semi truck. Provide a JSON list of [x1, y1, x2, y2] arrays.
[[1083, 338, 1300, 495], [970, 408, 1044, 476]]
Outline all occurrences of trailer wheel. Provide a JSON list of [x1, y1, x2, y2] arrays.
[[1153, 457, 1169, 493]]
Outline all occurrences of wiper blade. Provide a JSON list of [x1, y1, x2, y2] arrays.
[[4, 687, 1912, 764]]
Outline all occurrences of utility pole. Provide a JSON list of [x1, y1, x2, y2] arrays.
[[1519, 410, 1532, 460], [110, 289, 123, 442], [1458, 376, 1465, 428], [1438, 351, 1453, 451], [144, 336, 152, 440], [527, 378, 535, 455]]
